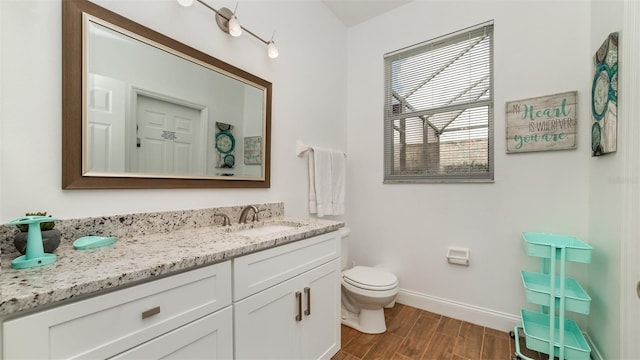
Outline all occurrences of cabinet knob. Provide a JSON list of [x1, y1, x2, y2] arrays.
[[295, 291, 302, 322], [141, 306, 160, 319]]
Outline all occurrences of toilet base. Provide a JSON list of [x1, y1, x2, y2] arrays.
[[341, 304, 387, 334]]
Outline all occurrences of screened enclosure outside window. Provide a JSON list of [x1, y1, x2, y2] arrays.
[[384, 22, 494, 183]]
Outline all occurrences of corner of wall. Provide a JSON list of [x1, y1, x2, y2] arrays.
[[586, 1, 625, 359], [0, 0, 4, 222]]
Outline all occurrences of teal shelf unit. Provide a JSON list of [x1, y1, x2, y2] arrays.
[[513, 232, 592, 360]]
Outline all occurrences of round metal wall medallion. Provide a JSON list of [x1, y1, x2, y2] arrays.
[[215, 7, 234, 33]]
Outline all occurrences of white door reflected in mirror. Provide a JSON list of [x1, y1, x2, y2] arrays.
[[134, 95, 205, 176], [87, 74, 126, 174]]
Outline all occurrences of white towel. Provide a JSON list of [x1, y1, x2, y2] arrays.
[[308, 147, 345, 217]]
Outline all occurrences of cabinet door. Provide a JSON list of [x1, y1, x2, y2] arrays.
[[300, 259, 341, 360], [111, 306, 233, 360], [234, 259, 341, 360], [234, 276, 302, 359]]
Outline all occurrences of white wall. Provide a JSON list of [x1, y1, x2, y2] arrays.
[[0, 0, 348, 221], [346, 1, 592, 330], [587, 2, 623, 358]]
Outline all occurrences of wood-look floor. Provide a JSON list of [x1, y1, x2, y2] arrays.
[[332, 304, 545, 360]]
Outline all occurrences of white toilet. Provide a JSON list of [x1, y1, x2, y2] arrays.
[[340, 227, 399, 334]]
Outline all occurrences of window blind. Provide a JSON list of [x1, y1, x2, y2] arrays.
[[383, 22, 494, 183]]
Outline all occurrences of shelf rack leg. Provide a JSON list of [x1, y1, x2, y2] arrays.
[[546, 246, 568, 360], [512, 326, 536, 360], [559, 246, 567, 360], [549, 246, 556, 359], [541, 258, 549, 315]]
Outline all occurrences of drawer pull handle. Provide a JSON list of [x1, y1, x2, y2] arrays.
[[295, 291, 302, 322], [141, 306, 160, 319], [304, 287, 311, 316]]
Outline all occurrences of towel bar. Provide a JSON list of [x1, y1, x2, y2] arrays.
[[296, 140, 346, 157]]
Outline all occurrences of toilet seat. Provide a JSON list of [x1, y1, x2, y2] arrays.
[[343, 266, 398, 291]]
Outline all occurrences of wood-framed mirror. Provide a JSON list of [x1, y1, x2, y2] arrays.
[[62, 0, 271, 189]]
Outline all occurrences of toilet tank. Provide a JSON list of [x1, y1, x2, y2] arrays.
[[340, 227, 351, 270]]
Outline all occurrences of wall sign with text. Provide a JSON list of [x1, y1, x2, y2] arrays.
[[505, 91, 577, 153]]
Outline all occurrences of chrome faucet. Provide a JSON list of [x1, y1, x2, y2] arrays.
[[238, 205, 259, 224]]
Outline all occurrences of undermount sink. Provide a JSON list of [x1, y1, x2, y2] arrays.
[[233, 222, 302, 237]]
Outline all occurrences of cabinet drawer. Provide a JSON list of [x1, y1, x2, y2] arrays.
[[3, 261, 231, 359], [233, 231, 340, 301], [111, 306, 233, 360]]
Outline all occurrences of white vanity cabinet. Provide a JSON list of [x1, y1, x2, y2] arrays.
[[1, 229, 343, 360], [233, 231, 341, 360], [2, 262, 233, 359]]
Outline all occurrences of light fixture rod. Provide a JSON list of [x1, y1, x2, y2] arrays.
[[196, 0, 270, 45], [196, 0, 219, 15], [241, 26, 269, 45]]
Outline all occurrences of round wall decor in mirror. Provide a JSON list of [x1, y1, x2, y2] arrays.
[[215, 132, 236, 154]]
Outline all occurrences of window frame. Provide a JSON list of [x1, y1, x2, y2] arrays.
[[383, 21, 495, 184]]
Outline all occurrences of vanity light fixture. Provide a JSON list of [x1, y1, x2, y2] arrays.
[[226, 5, 242, 37], [178, 0, 279, 59], [267, 31, 279, 59], [177, 0, 194, 7]]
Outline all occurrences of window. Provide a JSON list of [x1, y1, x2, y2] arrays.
[[383, 22, 494, 183]]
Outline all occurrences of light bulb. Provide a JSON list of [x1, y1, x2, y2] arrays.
[[267, 41, 279, 59], [177, 0, 193, 7], [228, 16, 242, 37]]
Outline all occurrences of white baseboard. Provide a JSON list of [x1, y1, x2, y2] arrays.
[[583, 332, 603, 360], [396, 288, 603, 359], [396, 288, 521, 332]]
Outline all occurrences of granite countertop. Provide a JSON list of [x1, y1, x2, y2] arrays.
[[0, 217, 343, 317]]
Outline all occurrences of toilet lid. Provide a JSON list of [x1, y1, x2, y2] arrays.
[[343, 266, 398, 291]]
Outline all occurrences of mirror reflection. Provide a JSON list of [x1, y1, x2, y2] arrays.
[[84, 16, 266, 181]]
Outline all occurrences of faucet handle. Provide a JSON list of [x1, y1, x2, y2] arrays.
[[214, 213, 231, 226], [253, 208, 267, 222]]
